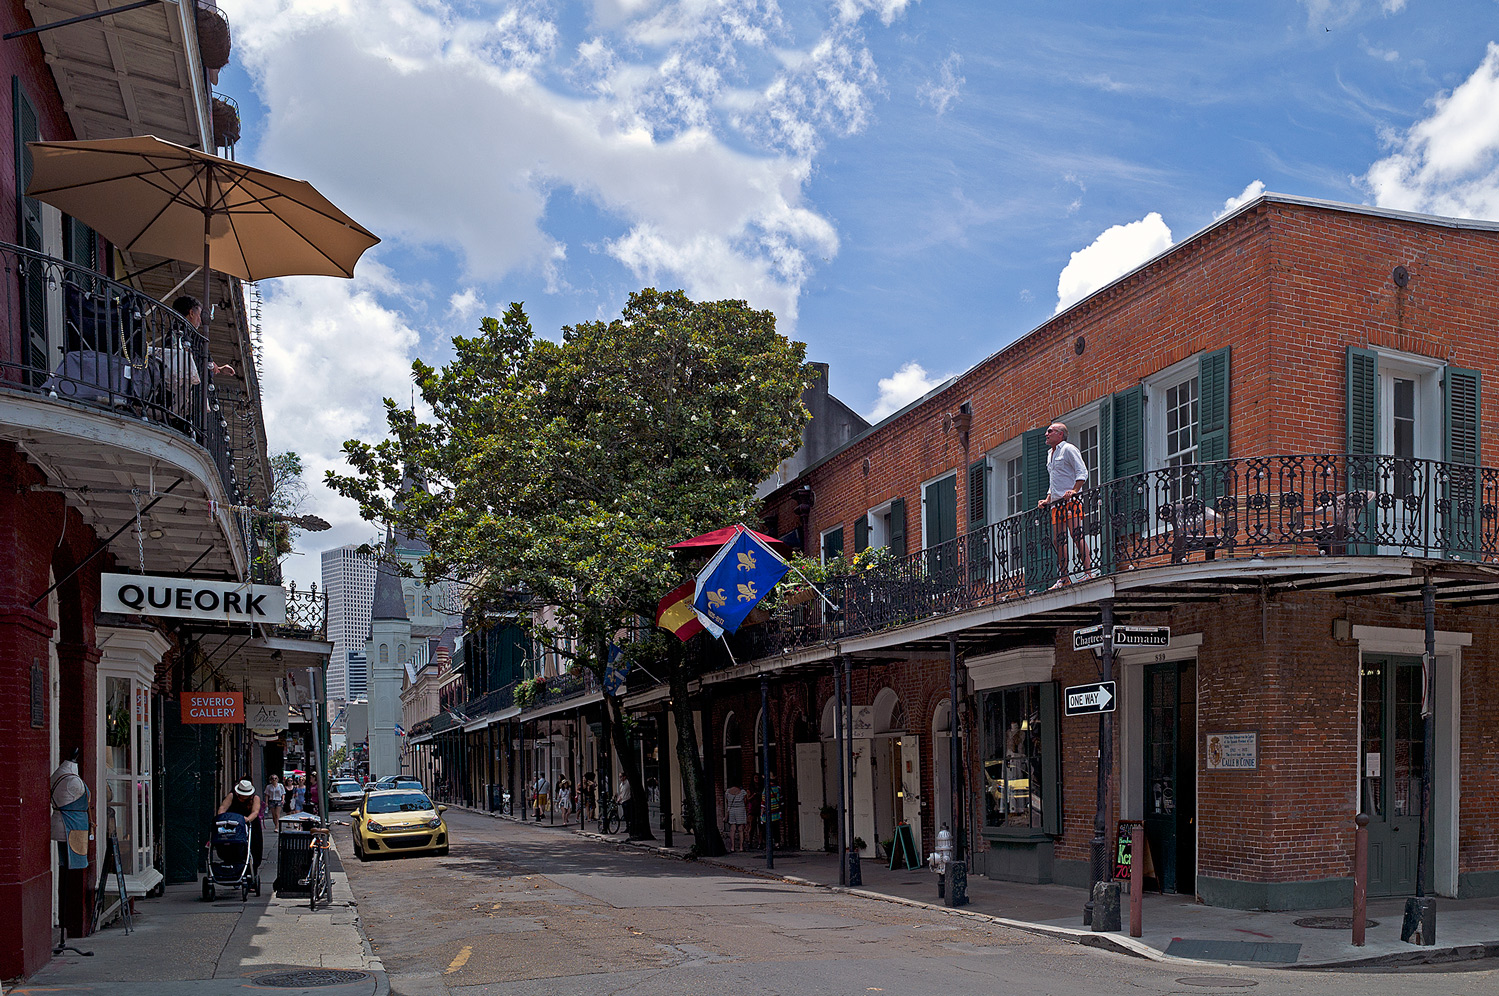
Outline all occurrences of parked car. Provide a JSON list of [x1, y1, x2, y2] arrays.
[[328, 779, 365, 811], [351, 789, 448, 860]]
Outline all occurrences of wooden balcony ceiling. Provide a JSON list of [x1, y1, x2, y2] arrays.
[[26, 0, 206, 149], [0, 390, 246, 578]]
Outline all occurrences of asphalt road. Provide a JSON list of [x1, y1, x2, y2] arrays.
[[336, 809, 1498, 996]]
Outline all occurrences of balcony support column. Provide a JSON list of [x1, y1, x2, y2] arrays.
[[1085, 598, 1119, 929]]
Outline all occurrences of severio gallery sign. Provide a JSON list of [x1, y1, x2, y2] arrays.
[[182, 691, 243, 724]]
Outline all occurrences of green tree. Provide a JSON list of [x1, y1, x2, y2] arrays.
[[328, 289, 813, 849], [255, 451, 310, 571]]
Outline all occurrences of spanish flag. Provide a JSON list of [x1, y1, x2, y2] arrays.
[[655, 580, 706, 642]]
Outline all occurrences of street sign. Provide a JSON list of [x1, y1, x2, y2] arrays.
[[1112, 625, 1171, 648], [1073, 625, 1103, 652], [1064, 680, 1116, 716]]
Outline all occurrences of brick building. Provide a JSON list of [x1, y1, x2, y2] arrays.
[[722, 193, 1499, 910], [0, 2, 329, 977]]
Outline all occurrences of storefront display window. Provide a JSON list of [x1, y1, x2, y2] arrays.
[[981, 682, 1060, 833], [97, 627, 167, 894]]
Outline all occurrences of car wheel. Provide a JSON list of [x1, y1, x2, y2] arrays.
[[202, 877, 213, 902], [435, 845, 449, 857], [355, 837, 368, 862]]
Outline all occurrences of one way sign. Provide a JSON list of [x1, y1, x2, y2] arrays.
[[1064, 680, 1116, 716]]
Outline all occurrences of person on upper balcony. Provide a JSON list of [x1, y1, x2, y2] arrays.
[[153, 295, 235, 419], [1039, 421, 1095, 588]]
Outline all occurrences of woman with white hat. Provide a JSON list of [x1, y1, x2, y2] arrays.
[[218, 778, 264, 873]]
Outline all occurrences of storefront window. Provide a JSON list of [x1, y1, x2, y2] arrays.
[[981, 683, 1059, 832]]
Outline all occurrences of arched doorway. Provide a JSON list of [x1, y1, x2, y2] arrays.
[[932, 699, 954, 843]]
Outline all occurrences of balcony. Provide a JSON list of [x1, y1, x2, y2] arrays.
[[754, 454, 1499, 657], [0, 239, 249, 577]]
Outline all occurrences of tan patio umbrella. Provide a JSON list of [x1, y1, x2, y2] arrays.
[[24, 135, 379, 330]]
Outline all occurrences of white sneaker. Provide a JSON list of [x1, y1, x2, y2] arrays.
[[1048, 578, 1069, 591]]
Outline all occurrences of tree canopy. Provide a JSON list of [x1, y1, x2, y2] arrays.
[[327, 289, 814, 843]]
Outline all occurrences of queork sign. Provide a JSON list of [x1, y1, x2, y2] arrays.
[[101, 573, 287, 624]]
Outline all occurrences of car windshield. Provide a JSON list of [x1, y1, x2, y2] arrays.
[[365, 792, 433, 814], [332, 781, 359, 792], [395, 779, 422, 788]]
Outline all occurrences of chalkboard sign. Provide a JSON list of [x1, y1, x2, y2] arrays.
[[1115, 819, 1142, 881], [888, 822, 921, 870]]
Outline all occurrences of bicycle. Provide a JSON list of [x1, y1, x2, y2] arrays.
[[303, 824, 333, 911], [598, 796, 620, 835]]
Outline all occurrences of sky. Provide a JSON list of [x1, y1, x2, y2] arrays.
[[211, 0, 1499, 591]]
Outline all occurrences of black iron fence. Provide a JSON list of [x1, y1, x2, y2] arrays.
[[276, 583, 328, 641], [0, 240, 240, 504], [760, 453, 1495, 650]]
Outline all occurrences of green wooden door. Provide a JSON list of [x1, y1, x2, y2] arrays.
[[1360, 654, 1427, 897]]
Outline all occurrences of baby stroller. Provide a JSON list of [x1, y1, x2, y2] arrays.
[[203, 811, 261, 901]]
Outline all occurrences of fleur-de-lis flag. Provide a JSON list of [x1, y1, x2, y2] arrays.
[[692, 526, 790, 636]]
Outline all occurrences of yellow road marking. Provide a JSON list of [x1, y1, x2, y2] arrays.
[[446, 945, 472, 974]]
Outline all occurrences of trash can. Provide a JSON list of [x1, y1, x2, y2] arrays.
[[489, 784, 504, 812], [275, 828, 312, 897]]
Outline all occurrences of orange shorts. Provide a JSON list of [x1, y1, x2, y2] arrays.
[[1050, 499, 1082, 537]]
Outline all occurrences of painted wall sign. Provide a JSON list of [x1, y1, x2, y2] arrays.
[[181, 691, 244, 724], [101, 573, 287, 625], [1205, 730, 1258, 771]]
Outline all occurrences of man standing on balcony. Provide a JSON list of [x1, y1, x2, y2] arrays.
[[1040, 422, 1093, 588], [154, 296, 236, 421]]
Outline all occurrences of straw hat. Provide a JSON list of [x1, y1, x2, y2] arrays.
[[234, 779, 255, 796]]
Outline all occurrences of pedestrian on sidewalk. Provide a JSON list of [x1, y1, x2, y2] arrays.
[[614, 774, 631, 832], [218, 779, 263, 873], [264, 774, 285, 829], [581, 772, 597, 822], [767, 773, 785, 848], [724, 780, 748, 852], [533, 772, 550, 821], [747, 774, 763, 848], [288, 775, 305, 814], [306, 770, 321, 816], [557, 777, 574, 826]]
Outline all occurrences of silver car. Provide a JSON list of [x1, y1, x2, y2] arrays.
[[328, 779, 365, 811]]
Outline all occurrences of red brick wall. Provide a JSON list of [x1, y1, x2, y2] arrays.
[[0, 444, 104, 977]]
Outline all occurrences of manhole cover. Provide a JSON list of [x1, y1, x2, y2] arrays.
[[252, 970, 370, 988], [1293, 915, 1377, 929], [1175, 979, 1258, 989]]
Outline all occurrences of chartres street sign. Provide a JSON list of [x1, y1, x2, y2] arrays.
[[101, 573, 287, 625], [1073, 624, 1103, 652], [1064, 680, 1116, 716]]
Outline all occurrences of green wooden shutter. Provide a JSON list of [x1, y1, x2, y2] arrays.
[[1098, 396, 1115, 572], [1021, 428, 1055, 591], [1444, 366, 1481, 559], [968, 458, 989, 582], [822, 526, 844, 562], [854, 515, 870, 554], [14, 79, 48, 385], [888, 497, 906, 558], [926, 475, 957, 583], [1039, 681, 1062, 835], [1198, 347, 1230, 464], [1110, 386, 1146, 564], [1345, 347, 1379, 553]]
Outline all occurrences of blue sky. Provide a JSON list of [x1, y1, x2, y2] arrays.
[[214, 1, 1499, 588]]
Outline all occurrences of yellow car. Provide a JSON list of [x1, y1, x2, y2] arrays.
[[351, 788, 449, 860]]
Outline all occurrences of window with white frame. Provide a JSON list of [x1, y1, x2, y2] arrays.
[[1164, 375, 1199, 470], [1076, 424, 1100, 488], [866, 503, 892, 549], [1005, 455, 1024, 517]]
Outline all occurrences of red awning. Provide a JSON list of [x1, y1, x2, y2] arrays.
[[668, 524, 794, 556]]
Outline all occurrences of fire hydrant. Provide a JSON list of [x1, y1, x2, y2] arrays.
[[929, 825, 953, 898]]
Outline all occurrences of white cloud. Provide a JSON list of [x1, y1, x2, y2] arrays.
[[1298, 0, 1407, 26], [1054, 213, 1174, 314], [919, 52, 964, 115], [1361, 42, 1499, 221], [255, 264, 421, 589], [868, 361, 948, 421], [1214, 180, 1266, 220]]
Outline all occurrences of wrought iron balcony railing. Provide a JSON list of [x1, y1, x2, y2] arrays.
[[756, 453, 1495, 651], [0, 240, 241, 505], [275, 582, 328, 641]]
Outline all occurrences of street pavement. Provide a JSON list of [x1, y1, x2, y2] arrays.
[[342, 809, 1497, 995], [9, 807, 1498, 996]]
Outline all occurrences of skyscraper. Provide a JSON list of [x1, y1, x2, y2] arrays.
[[321, 544, 378, 706]]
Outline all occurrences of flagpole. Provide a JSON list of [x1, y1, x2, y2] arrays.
[[719, 635, 738, 667], [787, 563, 839, 612]]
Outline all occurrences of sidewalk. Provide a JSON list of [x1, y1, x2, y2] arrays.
[[8, 826, 386, 996], [490, 805, 1499, 971]]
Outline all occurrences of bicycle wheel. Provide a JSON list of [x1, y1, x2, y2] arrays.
[[601, 809, 619, 835], [307, 851, 325, 910]]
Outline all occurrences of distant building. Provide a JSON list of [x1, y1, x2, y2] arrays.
[[322, 544, 378, 705]]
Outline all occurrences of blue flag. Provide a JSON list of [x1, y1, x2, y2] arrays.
[[692, 527, 790, 635]]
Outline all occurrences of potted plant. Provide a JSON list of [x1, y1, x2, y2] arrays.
[[850, 835, 867, 853]]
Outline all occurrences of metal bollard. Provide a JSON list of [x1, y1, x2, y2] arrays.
[[1353, 813, 1369, 946], [1129, 823, 1144, 938]]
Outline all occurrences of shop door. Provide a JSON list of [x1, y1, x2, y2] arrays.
[[1143, 661, 1196, 894], [1361, 655, 1426, 896]]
